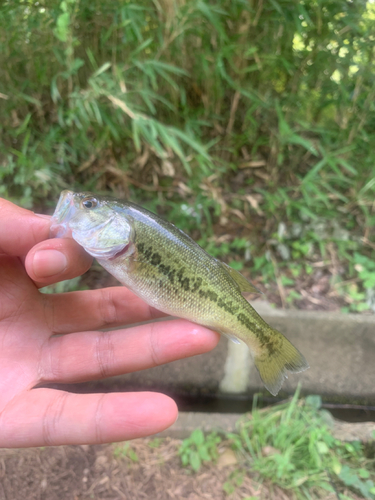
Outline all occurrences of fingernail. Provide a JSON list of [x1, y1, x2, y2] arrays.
[[33, 250, 68, 279]]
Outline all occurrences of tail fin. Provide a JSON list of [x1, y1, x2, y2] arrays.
[[254, 329, 309, 396]]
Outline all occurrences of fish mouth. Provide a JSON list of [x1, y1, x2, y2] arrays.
[[50, 190, 133, 260], [50, 190, 77, 237], [50, 190, 101, 237]]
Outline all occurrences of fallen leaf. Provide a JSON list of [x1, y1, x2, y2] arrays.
[[217, 448, 238, 467]]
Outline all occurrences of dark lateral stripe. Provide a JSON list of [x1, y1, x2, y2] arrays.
[[237, 312, 267, 343]]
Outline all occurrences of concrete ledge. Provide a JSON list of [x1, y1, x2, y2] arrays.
[[251, 302, 375, 398], [159, 412, 241, 439]]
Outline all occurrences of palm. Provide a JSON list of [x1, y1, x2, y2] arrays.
[[0, 200, 219, 447], [0, 257, 47, 411]]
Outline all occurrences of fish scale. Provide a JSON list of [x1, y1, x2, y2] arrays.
[[105, 217, 262, 342], [52, 190, 309, 396]]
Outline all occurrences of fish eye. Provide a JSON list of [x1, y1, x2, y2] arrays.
[[82, 197, 98, 209]]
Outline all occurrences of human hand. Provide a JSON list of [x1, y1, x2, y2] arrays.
[[0, 198, 219, 447]]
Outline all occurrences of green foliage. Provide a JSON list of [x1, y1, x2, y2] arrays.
[[338, 252, 375, 313], [113, 442, 139, 462], [353, 253, 375, 290], [229, 389, 375, 499], [1, 0, 374, 302], [198, 237, 251, 261], [339, 465, 375, 499], [175, 392, 375, 498], [148, 437, 163, 449], [223, 470, 246, 496], [179, 429, 221, 472], [40, 276, 83, 294]]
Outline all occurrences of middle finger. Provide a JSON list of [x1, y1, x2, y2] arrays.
[[39, 319, 220, 383]]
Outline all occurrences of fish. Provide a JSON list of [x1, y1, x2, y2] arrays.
[[51, 190, 309, 396]]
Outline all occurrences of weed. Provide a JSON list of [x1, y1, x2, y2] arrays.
[[339, 465, 375, 499], [223, 470, 246, 495], [148, 438, 163, 449], [286, 290, 302, 304], [176, 391, 375, 498], [353, 254, 375, 291], [335, 253, 375, 313], [113, 442, 139, 462], [179, 429, 221, 472], [228, 389, 375, 499]]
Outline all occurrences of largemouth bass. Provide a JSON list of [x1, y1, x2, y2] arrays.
[[51, 190, 309, 395]]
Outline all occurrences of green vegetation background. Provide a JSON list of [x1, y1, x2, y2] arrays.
[[1, 0, 375, 310]]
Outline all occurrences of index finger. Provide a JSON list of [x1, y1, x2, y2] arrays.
[[0, 198, 51, 256]]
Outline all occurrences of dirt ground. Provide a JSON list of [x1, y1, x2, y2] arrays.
[[1, 437, 363, 500], [0, 439, 282, 500]]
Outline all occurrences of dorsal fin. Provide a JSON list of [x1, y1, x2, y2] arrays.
[[220, 261, 262, 294]]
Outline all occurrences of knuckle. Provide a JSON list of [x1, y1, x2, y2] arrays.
[[149, 323, 161, 367], [95, 331, 115, 379], [42, 391, 68, 446], [38, 339, 56, 382], [99, 288, 119, 327]]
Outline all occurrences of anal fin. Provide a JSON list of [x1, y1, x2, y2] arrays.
[[218, 330, 241, 345]]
